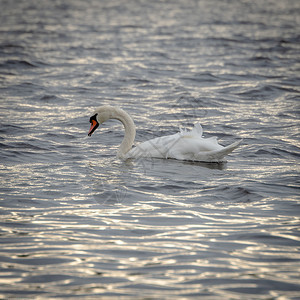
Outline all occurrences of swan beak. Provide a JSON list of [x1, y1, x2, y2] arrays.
[[88, 119, 99, 136]]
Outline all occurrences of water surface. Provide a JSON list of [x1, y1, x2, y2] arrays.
[[0, 0, 299, 298]]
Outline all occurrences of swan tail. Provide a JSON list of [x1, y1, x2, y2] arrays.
[[195, 139, 243, 162]]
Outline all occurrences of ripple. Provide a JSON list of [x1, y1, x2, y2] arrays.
[[0, 59, 37, 68]]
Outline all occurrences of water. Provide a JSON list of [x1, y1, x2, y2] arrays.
[[0, 0, 299, 298]]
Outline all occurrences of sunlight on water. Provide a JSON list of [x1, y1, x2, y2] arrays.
[[0, 0, 299, 298]]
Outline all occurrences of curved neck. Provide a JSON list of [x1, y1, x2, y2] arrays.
[[113, 108, 136, 158]]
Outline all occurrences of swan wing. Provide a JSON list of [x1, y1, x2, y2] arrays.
[[125, 133, 182, 159], [191, 122, 203, 136], [126, 123, 208, 159]]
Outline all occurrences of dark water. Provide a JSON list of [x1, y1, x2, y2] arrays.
[[0, 0, 299, 298]]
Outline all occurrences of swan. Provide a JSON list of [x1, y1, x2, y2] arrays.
[[88, 105, 242, 162]]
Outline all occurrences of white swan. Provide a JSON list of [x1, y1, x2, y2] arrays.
[[88, 105, 242, 162]]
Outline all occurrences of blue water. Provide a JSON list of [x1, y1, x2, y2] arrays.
[[0, 0, 299, 298]]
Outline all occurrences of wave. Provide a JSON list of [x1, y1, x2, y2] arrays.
[[235, 84, 298, 100], [215, 186, 263, 203]]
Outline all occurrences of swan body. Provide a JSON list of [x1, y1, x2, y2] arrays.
[[88, 105, 242, 162]]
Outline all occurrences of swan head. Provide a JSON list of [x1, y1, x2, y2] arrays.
[[88, 113, 99, 136], [88, 105, 120, 136]]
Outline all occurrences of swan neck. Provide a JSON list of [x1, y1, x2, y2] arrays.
[[115, 109, 136, 158]]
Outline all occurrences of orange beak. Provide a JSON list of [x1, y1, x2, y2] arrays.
[[88, 119, 99, 136]]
